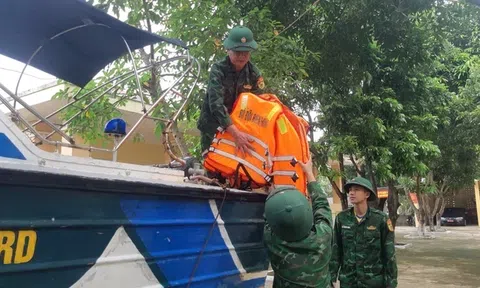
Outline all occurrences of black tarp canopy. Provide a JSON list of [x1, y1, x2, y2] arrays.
[[0, 0, 187, 88]]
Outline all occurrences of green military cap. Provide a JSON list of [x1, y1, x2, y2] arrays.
[[344, 176, 377, 200], [223, 26, 258, 52], [264, 187, 313, 242]]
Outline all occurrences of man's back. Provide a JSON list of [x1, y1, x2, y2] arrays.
[[264, 181, 333, 287]]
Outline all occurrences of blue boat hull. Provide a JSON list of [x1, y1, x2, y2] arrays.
[[0, 168, 269, 288]]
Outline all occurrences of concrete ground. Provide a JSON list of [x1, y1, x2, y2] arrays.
[[395, 226, 480, 288], [265, 226, 480, 288]]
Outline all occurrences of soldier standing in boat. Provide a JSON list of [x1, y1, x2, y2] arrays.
[[330, 177, 398, 288], [263, 157, 333, 287], [197, 25, 265, 157]]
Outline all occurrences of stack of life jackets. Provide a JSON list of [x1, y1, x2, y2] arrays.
[[202, 92, 310, 196]]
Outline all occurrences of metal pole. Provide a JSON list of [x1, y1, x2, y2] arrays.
[[113, 65, 192, 151], [121, 36, 147, 113], [0, 82, 75, 144], [113, 136, 120, 162]]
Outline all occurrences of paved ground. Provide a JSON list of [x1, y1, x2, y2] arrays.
[[265, 226, 480, 288], [395, 226, 480, 288]]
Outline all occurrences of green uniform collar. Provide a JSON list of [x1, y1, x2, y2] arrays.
[[348, 207, 372, 223]]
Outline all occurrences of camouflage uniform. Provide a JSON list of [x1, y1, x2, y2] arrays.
[[264, 182, 333, 287], [197, 26, 264, 152], [329, 177, 398, 288]]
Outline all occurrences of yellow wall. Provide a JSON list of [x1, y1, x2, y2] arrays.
[[85, 137, 170, 165], [32, 124, 171, 166], [474, 180, 480, 227], [34, 123, 62, 153]]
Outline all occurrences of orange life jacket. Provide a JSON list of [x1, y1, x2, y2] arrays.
[[203, 92, 310, 195]]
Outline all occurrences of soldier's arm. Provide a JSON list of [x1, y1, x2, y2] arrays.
[[308, 180, 333, 229], [382, 215, 398, 288], [299, 159, 332, 229], [207, 65, 232, 129], [329, 216, 342, 285]]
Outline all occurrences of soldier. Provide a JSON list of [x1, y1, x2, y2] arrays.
[[197, 25, 265, 157], [263, 158, 333, 287], [330, 177, 398, 288]]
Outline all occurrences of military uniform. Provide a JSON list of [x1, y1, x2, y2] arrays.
[[197, 56, 264, 151], [264, 182, 333, 287], [197, 26, 265, 152], [330, 177, 398, 288]]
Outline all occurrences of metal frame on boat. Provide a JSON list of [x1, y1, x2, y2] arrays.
[[0, 1, 269, 287], [0, 0, 200, 165]]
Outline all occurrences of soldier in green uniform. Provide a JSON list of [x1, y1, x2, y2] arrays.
[[330, 177, 398, 288], [263, 158, 333, 287], [197, 25, 265, 156]]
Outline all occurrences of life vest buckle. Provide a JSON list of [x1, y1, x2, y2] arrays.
[[290, 157, 298, 167], [291, 172, 299, 182]]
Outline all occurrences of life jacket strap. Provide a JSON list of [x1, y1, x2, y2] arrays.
[[216, 126, 270, 151], [270, 170, 299, 182], [272, 156, 298, 167], [208, 147, 272, 183], [212, 137, 269, 169]]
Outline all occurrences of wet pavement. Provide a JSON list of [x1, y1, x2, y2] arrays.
[[265, 226, 480, 288], [395, 226, 480, 288]]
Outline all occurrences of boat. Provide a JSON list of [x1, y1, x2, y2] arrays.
[[0, 0, 270, 287]]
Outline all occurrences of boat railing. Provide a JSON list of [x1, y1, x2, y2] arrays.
[[0, 21, 201, 165]]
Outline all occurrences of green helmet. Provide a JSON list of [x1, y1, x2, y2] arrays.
[[344, 176, 377, 201], [264, 187, 313, 242], [223, 26, 258, 52]]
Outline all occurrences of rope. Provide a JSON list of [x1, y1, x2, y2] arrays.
[[186, 182, 229, 288]]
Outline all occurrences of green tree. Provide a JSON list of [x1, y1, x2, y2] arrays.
[[53, 0, 317, 162]]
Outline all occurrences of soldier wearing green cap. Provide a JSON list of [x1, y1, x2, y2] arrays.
[[263, 158, 333, 287], [330, 177, 398, 288], [197, 25, 265, 157]]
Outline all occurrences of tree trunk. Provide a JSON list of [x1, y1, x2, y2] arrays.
[[416, 176, 426, 236], [402, 181, 426, 236], [349, 154, 365, 177], [366, 159, 383, 210], [428, 214, 434, 231], [306, 113, 315, 142], [429, 196, 441, 231], [422, 193, 435, 231], [436, 196, 446, 230], [330, 179, 348, 210], [387, 180, 400, 229], [337, 153, 348, 210]]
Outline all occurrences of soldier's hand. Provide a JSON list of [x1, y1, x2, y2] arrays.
[[299, 158, 316, 183], [233, 131, 254, 157], [226, 124, 254, 157], [299, 158, 313, 172]]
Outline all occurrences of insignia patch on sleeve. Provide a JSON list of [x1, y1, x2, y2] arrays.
[[387, 218, 394, 232], [257, 76, 265, 89]]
